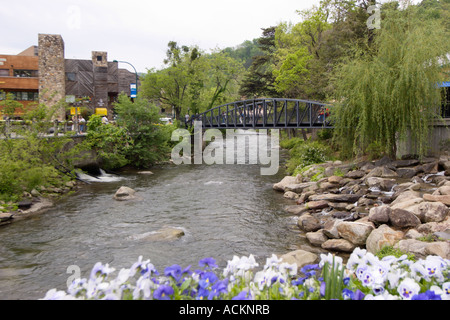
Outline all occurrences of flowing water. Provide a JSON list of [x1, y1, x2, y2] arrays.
[[0, 134, 306, 300]]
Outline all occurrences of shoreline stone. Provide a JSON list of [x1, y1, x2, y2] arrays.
[[276, 155, 450, 260]]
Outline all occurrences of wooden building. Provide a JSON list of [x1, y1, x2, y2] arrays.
[[0, 34, 138, 120]]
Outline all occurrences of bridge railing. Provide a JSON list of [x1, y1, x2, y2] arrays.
[[195, 98, 332, 129]]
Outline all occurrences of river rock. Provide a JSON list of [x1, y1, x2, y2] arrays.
[[321, 239, 356, 252], [415, 201, 448, 223], [280, 249, 319, 269], [306, 230, 328, 246], [423, 194, 450, 206], [368, 205, 391, 224], [323, 219, 343, 239], [432, 186, 450, 195], [345, 170, 366, 179], [306, 200, 329, 210], [0, 213, 13, 223], [284, 191, 299, 200], [366, 224, 404, 254], [285, 182, 317, 194], [113, 186, 137, 201], [284, 204, 309, 215], [337, 221, 374, 246], [308, 193, 361, 203], [328, 176, 343, 184], [389, 208, 421, 228], [366, 166, 398, 178], [365, 177, 396, 191], [396, 167, 418, 179], [426, 242, 450, 259], [394, 239, 430, 259], [273, 176, 297, 192], [138, 227, 185, 242], [297, 214, 321, 232]]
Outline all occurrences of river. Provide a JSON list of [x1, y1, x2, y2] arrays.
[[0, 134, 307, 300]]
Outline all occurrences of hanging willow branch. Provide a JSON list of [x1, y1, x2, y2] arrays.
[[331, 5, 449, 159]]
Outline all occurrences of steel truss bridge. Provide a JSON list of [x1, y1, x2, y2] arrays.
[[193, 98, 332, 130]]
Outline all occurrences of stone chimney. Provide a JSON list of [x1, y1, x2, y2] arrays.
[[92, 51, 109, 117], [38, 34, 66, 120]]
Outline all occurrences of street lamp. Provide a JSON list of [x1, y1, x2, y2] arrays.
[[113, 60, 138, 97]]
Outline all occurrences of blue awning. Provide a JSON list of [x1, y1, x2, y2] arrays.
[[440, 81, 450, 87]]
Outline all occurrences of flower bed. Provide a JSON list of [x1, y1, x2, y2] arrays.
[[43, 248, 449, 300]]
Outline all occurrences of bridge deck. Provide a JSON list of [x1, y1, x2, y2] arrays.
[[194, 98, 332, 130]]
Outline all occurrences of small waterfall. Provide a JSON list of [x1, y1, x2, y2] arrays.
[[76, 169, 123, 183]]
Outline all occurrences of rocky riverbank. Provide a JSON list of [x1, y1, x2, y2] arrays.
[[0, 180, 80, 226], [274, 155, 450, 263]]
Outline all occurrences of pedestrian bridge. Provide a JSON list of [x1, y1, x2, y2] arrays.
[[193, 98, 332, 129]]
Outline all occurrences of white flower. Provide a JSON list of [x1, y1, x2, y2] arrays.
[[42, 288, 75, 300], [397, 278, 420, 300]]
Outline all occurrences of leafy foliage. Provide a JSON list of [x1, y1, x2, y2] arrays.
[[331, 4, 449, 158]]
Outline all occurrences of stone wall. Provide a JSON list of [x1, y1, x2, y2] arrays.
[[38, 34, 66, 120]]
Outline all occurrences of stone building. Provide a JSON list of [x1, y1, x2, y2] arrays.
[[0, 33, 138, 120]]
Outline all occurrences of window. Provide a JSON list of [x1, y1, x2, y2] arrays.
[[13, 70, 38, 77], [97, 56, 103, 62], [66, 72, 76, 81], [9, 91, 39, 101], [0, 69, 9, 77]]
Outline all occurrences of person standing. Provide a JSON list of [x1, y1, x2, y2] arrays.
[[185, 114, 190, 128], [79, 115, 86, 133]]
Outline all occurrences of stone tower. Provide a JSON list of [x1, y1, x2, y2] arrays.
[[92, 51, 109, 118], [38, 34, 66, 120]]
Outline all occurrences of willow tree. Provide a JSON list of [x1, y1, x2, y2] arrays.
[[331, 3, 449, 159]]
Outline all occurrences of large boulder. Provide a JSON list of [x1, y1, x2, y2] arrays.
[[285, 182, 317, 194], [337, 221, 374, 246], [113, 186, 137, 201], [306, 230, 328, 247], [134, 227, 185, 242], [298, 214, 322, 232], [321, 239, 356, 252], [366, 224, 404, 254], [415, 201, 448, 223], [423, 194, 450, 206], [280, 249, 319, 269], [273, 176, 297, 192], [366, 166, 398, 178], [389, 208, 421, 228], [308, 193, 362, 203], [368, 205, 391, 224], [365, 177, 397, 191]]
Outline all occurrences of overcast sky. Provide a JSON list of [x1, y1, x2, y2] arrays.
[[0, 0, 320, 73]]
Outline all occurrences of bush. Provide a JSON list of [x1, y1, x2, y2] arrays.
[[285, 140, 332, 175]]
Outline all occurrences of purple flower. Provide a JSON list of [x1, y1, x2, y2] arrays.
[[342, 288, 365, 300], [301, 264, 320, 274], [292, 277, 306, 286], [199, 257, 218, 269], [164, 264, 191, 282], [412, 290, 442, 300], [164, 264, 182, 281], [153, 285, 174, 300], [196, 287, 210, 300], [199, 272, 218, 289], [320, 282, 326, 297], [208, 279, 228, 300], [232, 290, 252, 300]]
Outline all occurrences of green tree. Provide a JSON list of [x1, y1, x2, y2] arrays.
[[114, 94, 173, 168], [141, 42, 207, 120], [239, 27, 279, 98], [331, 3, 449, 158], [201, 50, 244, 111], [272, 4, 332, 99]]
